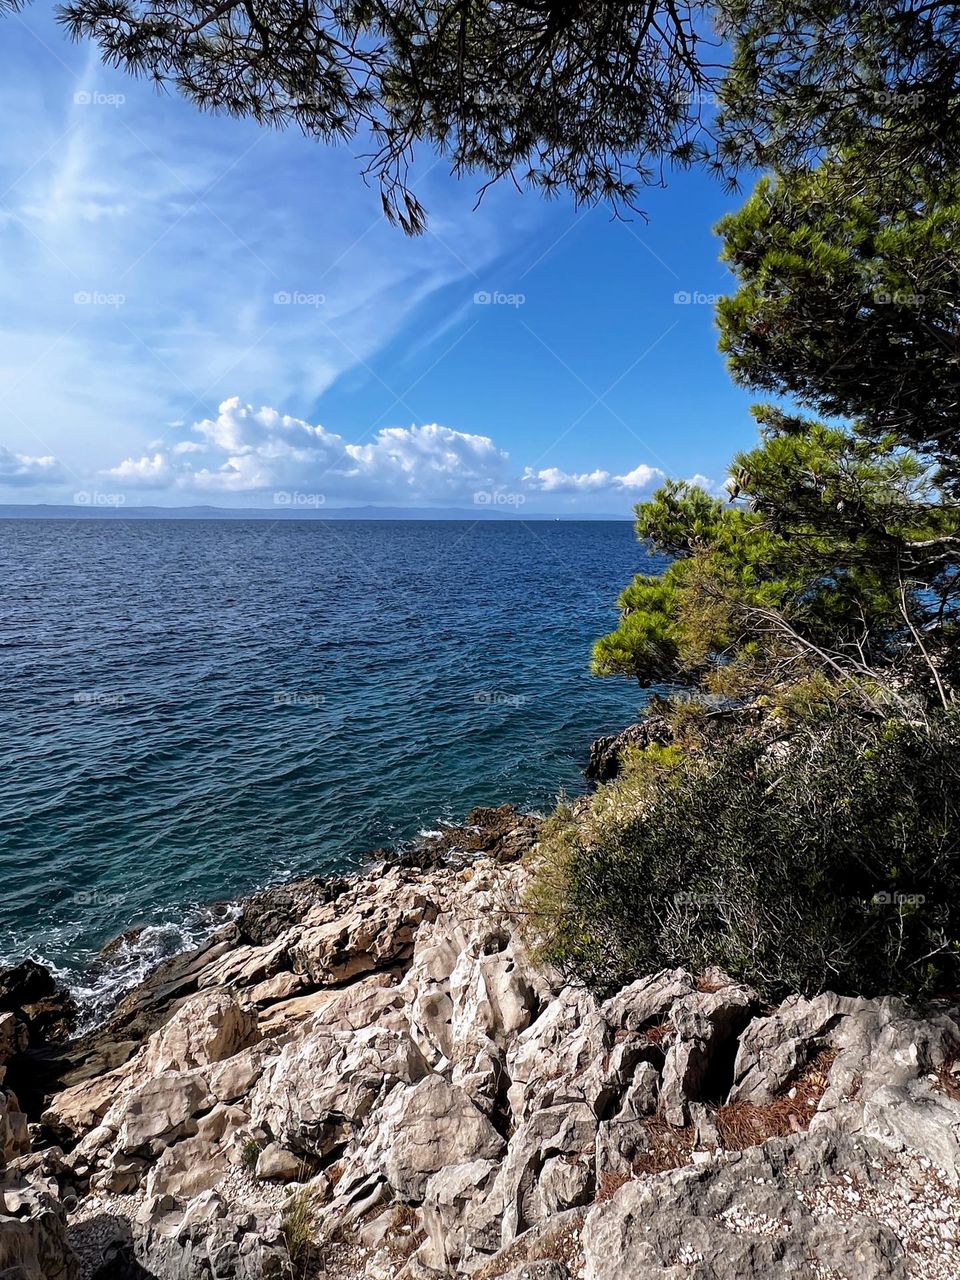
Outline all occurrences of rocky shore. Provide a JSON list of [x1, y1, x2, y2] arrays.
[[2, 802, 960, 1279]]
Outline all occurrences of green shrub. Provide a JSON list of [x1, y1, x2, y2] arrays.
[[281, 1187, 319, 1274], [239, 1137, 261, 1170], [528, 710, 960, 1001]]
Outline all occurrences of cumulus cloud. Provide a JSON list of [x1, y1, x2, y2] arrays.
[[521, 463, 664, 494], [103, 452, 173, 484], [102, 397, 511, 503], [96, 398, 717, 508], [0, 444, 63, 486]]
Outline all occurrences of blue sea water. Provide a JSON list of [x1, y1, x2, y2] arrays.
[[0, 518, 660, 1014]]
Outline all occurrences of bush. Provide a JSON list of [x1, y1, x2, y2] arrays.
[[528, 710, 960, 1001], [281, 1187, 319, 1274]]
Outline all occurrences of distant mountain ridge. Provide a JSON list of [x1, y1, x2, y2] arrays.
[[0, 502, 629, 521]]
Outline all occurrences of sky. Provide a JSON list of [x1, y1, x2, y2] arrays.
[[0, 7, 761, 515]]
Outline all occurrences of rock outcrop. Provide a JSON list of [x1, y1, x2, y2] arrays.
[[0, 996, 76, 1279], [4, 803, 960, 1279], [583, 717, 675, 782]]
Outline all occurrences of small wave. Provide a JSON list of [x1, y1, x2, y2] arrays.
[[51, 903, 241, 1035]]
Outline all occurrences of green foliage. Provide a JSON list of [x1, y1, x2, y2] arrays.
[[49, 0, 715, 231], [716, 163, 960, 484], [281, 1187, 319, 1274], [716, 0, 960, 197], [594, 419, 960, 709], [25, 0, 960, 230], [239, 1137, 261, 1170], [529, 712, 960, 1000]]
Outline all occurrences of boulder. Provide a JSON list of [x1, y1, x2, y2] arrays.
[[142, 989, 258, 1076], [419, 1159, 501, 1271], [254, 1142, 303, 1182], [601, 968, 696, 1031], [0, 960, 76, 1044], [506, 989, 609, 1121], [659, 984, 757, 1125], [595, 1062, 660, 1176], [0, 1158, 76, 1280], [116, 1068, 212, 1154], [249, 1025, 429, 1158], [489, 1102, 598, 1247], [366, 1074, 505, 1199]]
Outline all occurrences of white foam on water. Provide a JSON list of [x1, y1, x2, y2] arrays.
[[40, 902, 241, 1034]]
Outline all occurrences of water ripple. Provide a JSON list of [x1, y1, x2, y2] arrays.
[[0, 518, 661, 1007]]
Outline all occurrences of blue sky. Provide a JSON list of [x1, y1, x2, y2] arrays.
[[0, 7, 761, 514]]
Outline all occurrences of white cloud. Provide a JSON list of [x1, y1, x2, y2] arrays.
[[521, 463, 664, 494], [102, 397, 511, 502], [103, 452, 173, 484], [0, 18, 540, 482], [0, 444, 63, 486]]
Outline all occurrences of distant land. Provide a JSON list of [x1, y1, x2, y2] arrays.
[[0, 503, 630, 522]]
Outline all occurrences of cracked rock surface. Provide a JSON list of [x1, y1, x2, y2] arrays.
[[1, 806, 959, 1279]]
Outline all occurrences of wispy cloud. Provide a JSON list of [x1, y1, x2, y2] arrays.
[[0, 11, 534, 488]]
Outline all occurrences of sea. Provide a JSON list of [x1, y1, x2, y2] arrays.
[[0, 518, 663, 1022]]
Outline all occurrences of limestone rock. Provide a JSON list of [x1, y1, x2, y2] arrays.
[[250, 1025, 429, 1158], [43, 1061, 135, 1142], [0, 1158, 76, 1280], [7, 831, 960, 1280], [366, 1074, 505, 1200], [729, 992, 874, 1104], [600, 967, 695, 1031], [254, 1141, 303, 1182], [0, 1088, 29, 1164], [659, 984, 757, 1125], [142, 988, 258, 1075], [491, 1102, 598, 1246], [582, 1131, 911, 1280], [419, 1159, 500, 1271], [116, 1068, 211, 1154]]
